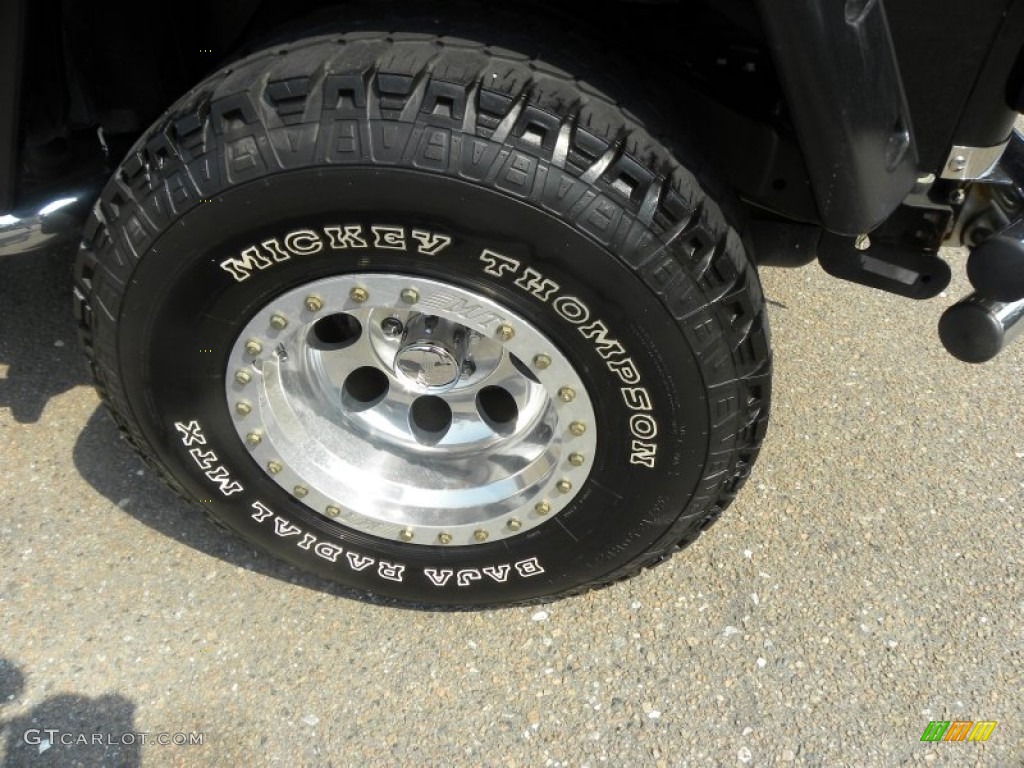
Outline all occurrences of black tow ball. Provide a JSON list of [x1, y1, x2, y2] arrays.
[[938, 294, 1024, 363]]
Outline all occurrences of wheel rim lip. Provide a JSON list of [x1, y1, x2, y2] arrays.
[[225, 273, 597, 546]]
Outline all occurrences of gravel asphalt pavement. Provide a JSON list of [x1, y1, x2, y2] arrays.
[[0, 244, 1021, 766]]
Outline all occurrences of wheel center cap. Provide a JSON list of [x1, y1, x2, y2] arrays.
[[393, 314, 467, 392], [395, 344, 461, 388]]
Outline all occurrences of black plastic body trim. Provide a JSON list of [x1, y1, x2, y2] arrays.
[[755, 0, 919, 236], [818, 232, 951, 300], [0, 0, 25, 214]]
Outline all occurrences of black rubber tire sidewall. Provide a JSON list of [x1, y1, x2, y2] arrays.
[[118, 167, 712, 604]]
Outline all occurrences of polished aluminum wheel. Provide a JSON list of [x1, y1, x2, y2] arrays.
[[226, 274, 596, 546]]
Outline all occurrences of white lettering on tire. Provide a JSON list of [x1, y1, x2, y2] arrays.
[[324, 225, 368, 250], [219, 224, 452, 281], [173, 421, 244, 496], [174, 420, 206, 447], [377, 561, 406, 582], [514, 557, 545, 578], [478, 248, 519, 277], [424, 568, 454, 586], [476, 250, 660, 468], [346, 552, 375, 571], [410, 230, 453, 255], [314, 542, 345, 563], [243, 498, 547, 589], [482, 565, 511, 583]]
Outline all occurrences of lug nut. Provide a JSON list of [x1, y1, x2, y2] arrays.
[[381, 317, 404, 337], [535, 501, 551, 516], [267, 461, 282, 474], [293, 485, 308, 498], [234, 369, 252, 386], [437, 532, 452, 545], [269, 313, 288, 330], [533, 354, 552, 370], [399, 528, 414, 542], [473, 529, 489, 542], [235, 401, 252, 417], [496, 324, 515, 341], [349, 286, 369, 302], [558, 386, 576, 403], [304, 295, 324, 313], [569, 452, 585, 467], [245, 431, 262, 447], [556, 479, 572, 494], [507, 518, 522, 531], [244, 339, 263, 356], [569, 421, 586, 436], [326, 505, 340, 518], [400, 287, 419, 304]]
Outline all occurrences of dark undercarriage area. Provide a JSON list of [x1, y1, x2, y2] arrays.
[[8, 0, 804, 222]]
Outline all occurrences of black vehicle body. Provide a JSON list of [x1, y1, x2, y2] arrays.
[[0, 4, 1020, 222]]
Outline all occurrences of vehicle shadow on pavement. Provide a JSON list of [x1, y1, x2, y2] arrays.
[[0, 244, 373, 605], [0, 658, 139, 767], [0, 247, 90, 423], [72, 406, 426, 609]]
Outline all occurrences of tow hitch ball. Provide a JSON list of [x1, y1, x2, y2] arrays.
[[939, 215, 1024, 363], [939, 293, 1024, 363], [938, 138, 1024, 363]]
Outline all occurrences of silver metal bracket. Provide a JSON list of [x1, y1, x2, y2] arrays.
[[941, 139, 1011, 181]]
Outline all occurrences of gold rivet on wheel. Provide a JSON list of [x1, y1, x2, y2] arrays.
[[304, 295, 324, 313], [496, 324, 515, 341], [558, 386, 576, 403], [235, 401, 252, 417], [349, 286, 369, 303], [399, 528, 414, 542], [245, 431, 262, 447], [293, 485, 308, 498], [569, 452, 585, 467], [325, 505, 340, 518], [473, 529, 489, 542], [535, 501, 551, 516], [400, 288, 419, 304], [234, 369, 252, 385], [533, 354, 552, 370], [507, 518, 522, 531], [437, 532, 452, 545], [269, 313, 288, 330], [569, 421, 586, 436], [267, 460, 282, 474], [244, 339, 263, 356], [556, 479, 572, 494]]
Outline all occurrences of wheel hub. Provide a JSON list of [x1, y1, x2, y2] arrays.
[[393, 314, 467, 392], [225, 273, 597, 546]]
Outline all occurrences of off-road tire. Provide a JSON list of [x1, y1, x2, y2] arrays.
[[73, 28, 771, 606]]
